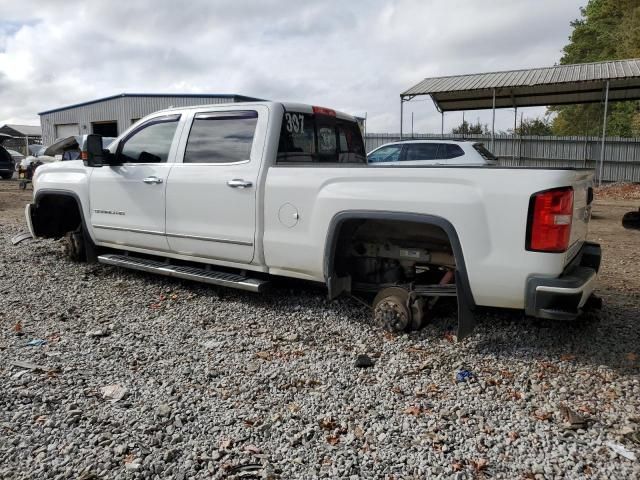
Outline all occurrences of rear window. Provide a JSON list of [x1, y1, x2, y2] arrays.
[[443, 144, 464, 159], [277, 112, 366, 164], [473, 143, 497, 162]]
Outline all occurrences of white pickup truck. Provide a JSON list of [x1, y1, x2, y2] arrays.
[[25, 101, 601, 339]]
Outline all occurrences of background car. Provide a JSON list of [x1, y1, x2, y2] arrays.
[[367, 140, 497, 166], [0, 134, 16, 179], [43, 135, 116, 160], [0, 146, 14, 179]]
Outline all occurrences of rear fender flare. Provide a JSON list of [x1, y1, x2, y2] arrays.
[[322, 210, 476, 310]]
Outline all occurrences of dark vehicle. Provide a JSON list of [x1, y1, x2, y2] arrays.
[[0, 134, 15, 179]]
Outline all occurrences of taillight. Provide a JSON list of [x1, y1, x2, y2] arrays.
[[526, 187, 574, 253], [81, 151, 88, 160]]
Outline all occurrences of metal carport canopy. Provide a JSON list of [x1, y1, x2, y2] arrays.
[[401, 59, 640, 111]]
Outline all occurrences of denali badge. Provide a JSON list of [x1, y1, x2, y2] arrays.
[[94, 209, 125, 216]]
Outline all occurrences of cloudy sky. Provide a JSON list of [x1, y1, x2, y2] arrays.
[[0, 0, 586, 133]]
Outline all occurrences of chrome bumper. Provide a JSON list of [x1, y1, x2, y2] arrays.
[[525, 242, 601, 320]]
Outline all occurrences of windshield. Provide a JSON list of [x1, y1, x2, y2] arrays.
[[277, 111, 366, 164], [472, 143, 497, 163]]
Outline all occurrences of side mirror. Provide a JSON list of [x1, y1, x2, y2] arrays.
[[85, 134, 105, 167]]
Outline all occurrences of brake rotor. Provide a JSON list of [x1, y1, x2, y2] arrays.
[[372, 287, 412, 332], [63, 229, 84, 262]]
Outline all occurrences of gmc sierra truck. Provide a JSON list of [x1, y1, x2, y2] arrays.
[[25, 101, 601, 339]]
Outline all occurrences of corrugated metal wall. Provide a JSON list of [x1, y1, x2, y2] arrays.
[[39, 96, 235, 145], [366, 133, 640, 182]]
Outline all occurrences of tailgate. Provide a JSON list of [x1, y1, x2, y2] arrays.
[[566, 170, 594, 263]]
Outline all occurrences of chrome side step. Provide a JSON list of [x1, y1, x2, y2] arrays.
[[97, 254, 269, 292]]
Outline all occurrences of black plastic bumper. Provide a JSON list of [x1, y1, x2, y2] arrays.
[[525, 242, 601, 320]]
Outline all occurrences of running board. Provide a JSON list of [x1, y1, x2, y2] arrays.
[[97, 254, 269, 292]]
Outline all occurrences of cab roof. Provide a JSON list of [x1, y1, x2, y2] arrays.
[[159, 101, 358, 122]]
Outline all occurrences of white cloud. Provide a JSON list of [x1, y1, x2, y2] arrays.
[[0, 0, 586, 133]]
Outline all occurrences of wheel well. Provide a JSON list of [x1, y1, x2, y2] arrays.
[[325, 213, 469, 300], [31, 194, 83, 238]]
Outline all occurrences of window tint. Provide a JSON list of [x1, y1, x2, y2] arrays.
[[444, 144, 465, 159], [119, 116, 180, 163], [184, 111, 258, 164], [277, 112, 366, 164], [405, 143, 439, 161], [368, 145, 403, 163], [338, 122, 366, 163]]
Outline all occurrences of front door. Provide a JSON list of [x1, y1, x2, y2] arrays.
[[165, 107, 266, 263], [89, 114, 182, 252]]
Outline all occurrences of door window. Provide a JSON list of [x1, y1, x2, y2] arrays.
[[405, 143, 440, 161], [184, 111, 258, 164], [119, 115, 180, 163], [367, 145, 403, 163]]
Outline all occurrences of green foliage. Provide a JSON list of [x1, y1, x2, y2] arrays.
[[451, 120, 488, 135], [515, 117, 554, 136], [551, 0, 640, 137]]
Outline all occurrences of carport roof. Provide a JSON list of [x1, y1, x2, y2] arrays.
[[401, 59, 640, 111]]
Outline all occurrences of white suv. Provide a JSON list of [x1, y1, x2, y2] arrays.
[[368, 140, 497, 166]]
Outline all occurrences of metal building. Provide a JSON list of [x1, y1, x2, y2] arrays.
[[38, 93, 262, 145]]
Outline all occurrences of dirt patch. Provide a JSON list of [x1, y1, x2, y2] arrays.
[[0, 179, 33, 226], [595, 182, 640, 200]]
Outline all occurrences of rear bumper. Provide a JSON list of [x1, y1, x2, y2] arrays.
[[525, 242, 601, 320]]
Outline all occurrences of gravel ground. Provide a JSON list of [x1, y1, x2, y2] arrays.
[[1, 187, 639, 479]]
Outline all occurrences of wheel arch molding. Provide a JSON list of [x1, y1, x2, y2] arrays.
[[323, 210, 477, 340]]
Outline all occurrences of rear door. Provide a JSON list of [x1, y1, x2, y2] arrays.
[[165, 106, 268, 263], [89, 114, 182, 251], [402, 143, 441, 165]]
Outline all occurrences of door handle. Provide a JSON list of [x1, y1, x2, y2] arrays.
[[143, 176, 163, 184], [226, 179, 253, 189]]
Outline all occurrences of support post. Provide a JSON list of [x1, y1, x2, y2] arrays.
[[512, 106, 517, 163], [411, 112, 414, 138], [400, 97, 404, 140], [519, 111, 523, 165], [441, 112, 444, 138], [462, 111, 465, 139], [491, 88, 496, 152], [598, 81, 610, 187], [25, 135, 29, 157]]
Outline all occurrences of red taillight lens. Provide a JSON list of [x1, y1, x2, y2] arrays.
[[312, 106, 336, 117], [527, 187, 574, 253]]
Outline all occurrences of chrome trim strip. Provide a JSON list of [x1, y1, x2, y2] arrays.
[[166, 232, 253, 246], [92, 224, 253, 246], [92, 224, 164, 236]]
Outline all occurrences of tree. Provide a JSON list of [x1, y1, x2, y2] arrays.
[[516, 117, 554, 136], [451, 119, 488, 135], [551, 0, 640, 137]]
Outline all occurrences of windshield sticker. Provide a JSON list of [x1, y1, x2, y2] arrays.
[[284, 113, 304, 134], [318, 127, 336, 153]]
